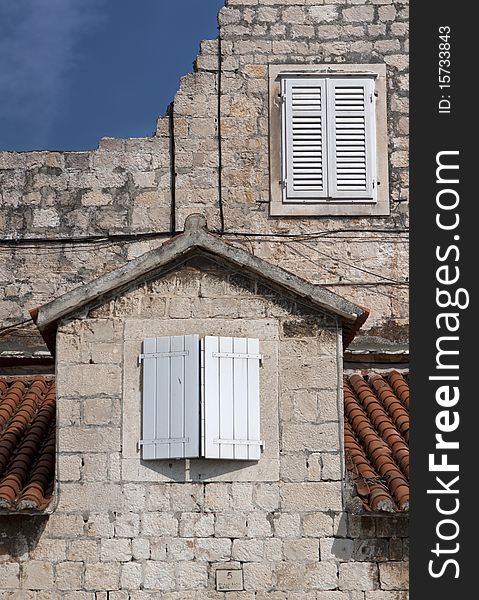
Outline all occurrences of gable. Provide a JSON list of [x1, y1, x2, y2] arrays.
[[30, 214, 368, 354]]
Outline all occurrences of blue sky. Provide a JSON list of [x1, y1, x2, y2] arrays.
[[0, 0, 224, 151]]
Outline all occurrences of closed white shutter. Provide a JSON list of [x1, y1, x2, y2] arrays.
[[202, 336, 262, 461], [282, 78, 328, 202], [140, 335, 200, 460], [327, 78, 376, 199]]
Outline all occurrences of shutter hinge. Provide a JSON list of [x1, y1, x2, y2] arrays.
[[212, 351, 263, 366], [139, 350, 189, 365], [214, 438, 265, 449], [139, 437, 190, 446]]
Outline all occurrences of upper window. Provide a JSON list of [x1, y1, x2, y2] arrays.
[[269, 64, 389, 217]]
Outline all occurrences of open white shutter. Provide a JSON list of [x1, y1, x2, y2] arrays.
[[140, 335, 199, 460], [282, 77, 328, 202], [202, 336, 262, 461], [327, 78, 376, 199]]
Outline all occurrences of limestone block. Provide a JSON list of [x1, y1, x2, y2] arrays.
[[132, 538, 150, 560], [320, 537, 354, 562], [32, 208, 60, 228], [170, 483, 204, 511], [45, 514, 85, 539], [282, 422, 340, 453], [304, 562, 339, 591], [379, 5, 397, 21], [57, 364, 122, 398], [57, 454, 82, 482], [31, 539, 67, 562], [254, 484, 280, 511], [243, 562, 274, 591], [81, 191, 112, 206], [67, 540, 99, 563], [246, 512, 273, 538], [114, 512, 141, 538], [55, 562, 84, 590], [82, 453, 108, 482], [230, 483, 254, 509], [309, 6, 338, 22], [179, 513, 215, 538], [100, 538, 132, 562], [22, 561, 54, 590], [176, 561, 208, 590], [318, 386, 343, 421], [215, 513, 247, 538], [379, 562, 409, 591], [302, 512, 335, 538], [57, 483, 123, 513], [281, 483, 343, 512], [195, 538, 232, 562], [280, 455, 307, 483], [204, 483, 231, 511], [141, 513, 178, 537], [121, 562, 143, 590], [273, 513, 301, 538], [0, 563, 20, 589], [283, 538, 319, 561], [84, 562, 121, 591], [58, 427, 121, 453], [339, 563, 379, 591], [342, 6, 375, 22]]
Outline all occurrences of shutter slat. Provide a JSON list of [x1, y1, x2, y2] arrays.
[[142, 338, 157, 460], [156, 337, 170, 454], [141, 335, 199, 460], [327, 78, 375, 198], [203, 336, 262, 461], [169, 336, 185, 458], [233, 338, 249, 460], [246, 338, 261, 461], [219, 337, 234, 459], [283, 78, 328, 201]]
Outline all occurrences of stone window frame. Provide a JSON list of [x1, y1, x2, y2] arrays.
[[122, 318, 280, 483], [269, 63, 390, 217]]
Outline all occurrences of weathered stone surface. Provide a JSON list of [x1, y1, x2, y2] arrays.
[[379, 562, 409, 590], [0, 1, 409, 597]]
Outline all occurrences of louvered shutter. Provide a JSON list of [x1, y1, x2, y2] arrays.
[[202, 337, 262, 461], [140, 335, 200, 460], [327, 78, 376, 199], [282, 78, 328, 201]]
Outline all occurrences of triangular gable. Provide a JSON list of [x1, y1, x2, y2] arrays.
[[31, 214, 369, 353]]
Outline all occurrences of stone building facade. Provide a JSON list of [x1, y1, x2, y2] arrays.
[[1, 0, 409, 597]]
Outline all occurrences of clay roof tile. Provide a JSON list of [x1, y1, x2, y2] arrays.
[[0, 376, 55, 513], [344, 371, 409, 513]]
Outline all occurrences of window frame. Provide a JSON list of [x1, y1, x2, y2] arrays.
[[269, 63, 390, 217]]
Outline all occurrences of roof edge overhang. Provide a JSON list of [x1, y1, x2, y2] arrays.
[[30, 214, 369, 354]]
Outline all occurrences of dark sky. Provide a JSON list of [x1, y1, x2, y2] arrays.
[[0, 0, 225, 151]]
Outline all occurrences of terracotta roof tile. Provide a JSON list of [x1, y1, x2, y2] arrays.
[[0, 376, 55, 512], [344, 371, 409, 513]]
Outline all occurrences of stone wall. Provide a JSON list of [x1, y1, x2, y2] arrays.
[[0, 0, 409, 344], [1, 260, 408, 596]]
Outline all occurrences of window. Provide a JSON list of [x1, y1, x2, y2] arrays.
[[139, 335, 263, 461], [269, 64, 389, 216]]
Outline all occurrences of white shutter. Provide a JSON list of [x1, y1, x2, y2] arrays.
[[282, 78, 328, 202], [202, 336, 262, 461], [140, 335, 199, 460], [327, 78, 376, 199]]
